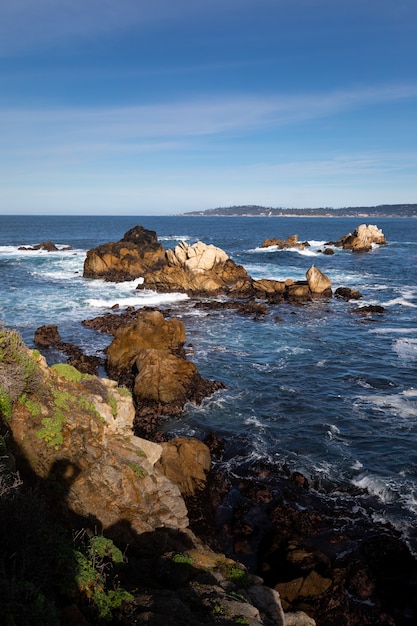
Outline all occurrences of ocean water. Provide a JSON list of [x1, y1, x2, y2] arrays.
[[1, 215, 417, 546]]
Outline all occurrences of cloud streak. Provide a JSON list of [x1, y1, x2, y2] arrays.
[[2, 83, 416, 162]]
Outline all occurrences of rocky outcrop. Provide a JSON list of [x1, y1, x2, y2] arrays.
[[141, 240, 254, 296], [8, 349, 189, 540], [83, 225, 166, 281], [261, 234, 308, 250], [34, 324, 104, 375], [83, 225, 336, 302], [106, 310, 224, 438], [18, 241, 73, 252], [331, 224, 387, 252]]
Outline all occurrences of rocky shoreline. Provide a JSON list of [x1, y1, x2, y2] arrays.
[[2, 223, 416, 625]]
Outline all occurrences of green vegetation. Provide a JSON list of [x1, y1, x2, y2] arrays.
[[127, 462, 147, 479], [0, 388, 13, 420], [108, 393, 118, 418], [35, 411, 66, 449], [172, 553, 194, 566], [73, 531, 133, 622], [116, 386, 132, 398], [0, 326, 41, 411], [51, 362, 92, 383], [18, 393, 42, 416]]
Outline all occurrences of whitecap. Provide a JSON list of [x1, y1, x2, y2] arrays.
[[392, 338, 417, 360], [85, 291, 188, 309], [352, 474, 397, 503], [383, 297, 417, 308]]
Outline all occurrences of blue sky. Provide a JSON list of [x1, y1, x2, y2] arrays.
[[1, 0, 416, 215]]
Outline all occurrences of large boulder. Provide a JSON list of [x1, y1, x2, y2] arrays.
[[106, 310, 224, 436], [333, 224, 387, 252], [306, 265, 332, 297], [141, 240, 254, 296], [83, 225, 166, 281]]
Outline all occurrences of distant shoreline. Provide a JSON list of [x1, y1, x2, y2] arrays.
[[180, 203, 417, 218]]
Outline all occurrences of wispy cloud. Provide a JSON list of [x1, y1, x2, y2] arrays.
[[1, 83, 416, 162]]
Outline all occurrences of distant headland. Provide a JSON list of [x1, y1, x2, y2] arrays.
[[180, 203, 417, 218]]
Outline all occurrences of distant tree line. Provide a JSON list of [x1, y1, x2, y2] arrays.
[[182, 203, 417, 217]]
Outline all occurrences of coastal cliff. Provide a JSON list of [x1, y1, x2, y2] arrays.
[[0, 324, 289, 625]]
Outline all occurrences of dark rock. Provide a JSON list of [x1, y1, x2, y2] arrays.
[[351, 305, 385, 314], [335, 287, 363, 301], [34, 324, 61, 347]]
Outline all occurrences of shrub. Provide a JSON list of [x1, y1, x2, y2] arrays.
[[0, 326, 42, 405]]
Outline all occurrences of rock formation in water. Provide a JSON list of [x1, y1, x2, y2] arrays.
[[84, 225, 334, 302], [105, 309, 225, 438], [83, 224, 166, 281], [261, 234, 308, 250], [331, 223, 387, 252]]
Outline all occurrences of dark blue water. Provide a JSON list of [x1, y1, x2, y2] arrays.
[[1, 215, 417, 543]]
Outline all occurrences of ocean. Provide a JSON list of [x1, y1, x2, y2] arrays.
[[1, 214, 416, 550]]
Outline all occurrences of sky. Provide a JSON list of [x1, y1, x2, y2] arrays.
[[0, 0, 416, 215]]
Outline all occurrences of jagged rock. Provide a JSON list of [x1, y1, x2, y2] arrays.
[[332, 224, 387, 252], [261, 234, 307, 250], [18, 241, 64, 252], [83, 225, 166, 281], [141, 241, 254, 296], [8, 352, 189, 540], [351, 305, 385, 315], [306, 265, 332, 297]]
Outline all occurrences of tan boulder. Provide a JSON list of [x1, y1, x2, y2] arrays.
[[106, 310, 186, 378], [106, 310, 224, 432], [156, 437, 211, 496], [306, 265, 332, 297]]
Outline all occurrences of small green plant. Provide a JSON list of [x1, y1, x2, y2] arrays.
[[35, 410, 66, 450], [0, 388, 13, 420], [213, 604, 227, 615], [116, 386, 132, 398], [172, 553, 194, 566], [127, 462, 147, 479], [108, 394, 118, 418], [18, 394, 41, 416], [229, 567, 251, 588], [79, 396, 106, 424], [73, 532, 133, 622], [234, 618, 249, 624], [135, 448, 146, 458]]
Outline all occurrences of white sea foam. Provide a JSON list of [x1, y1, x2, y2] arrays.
[[383, 297, 417, 308], [352, 474, 397, 503], [354, 390, 417, 418], [85, 291, 188, 309], [159, 235, 189, 242], [392, 337, 417, 360]]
